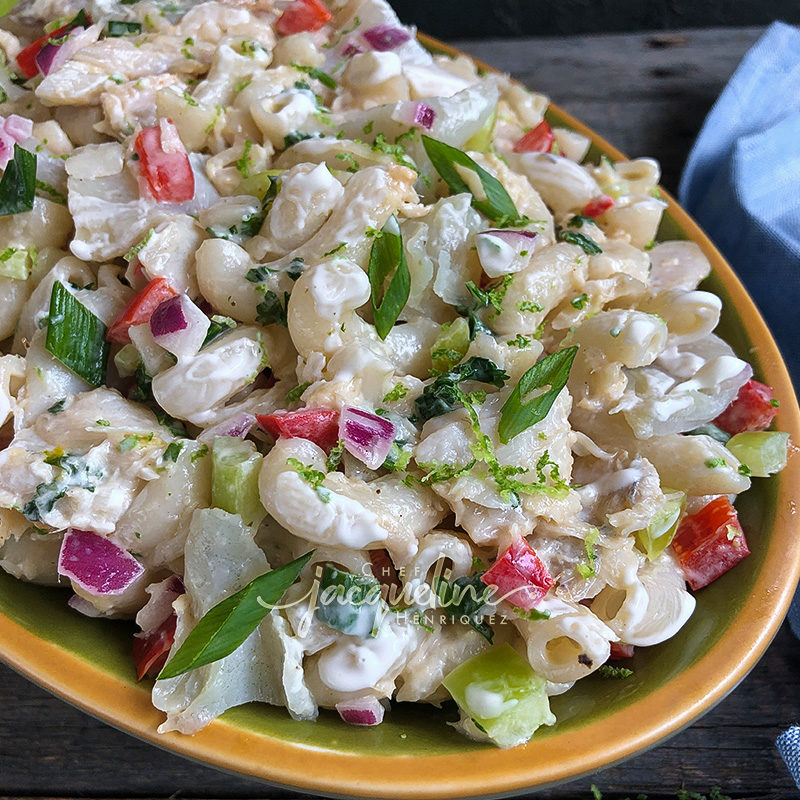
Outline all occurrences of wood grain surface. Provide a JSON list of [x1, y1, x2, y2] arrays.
[[2, 24, 799, 800]]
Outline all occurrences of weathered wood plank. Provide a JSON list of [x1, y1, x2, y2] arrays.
[[0, 623, 797, 797], [452, 27, 764, 191]]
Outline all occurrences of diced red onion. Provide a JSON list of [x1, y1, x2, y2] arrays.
[[395, 101, 435, 131], [341, 41, 364, 58], [35, 26, 85, 76], [58, 529, 144, 596], [149, 294, 210, 358], [475, 229, 538, 278], [335, 696, 385, 726], [361, 24, 411, 51], [197, 412, 257, 444], [3, 114, 32, 141], [0, 114, 33, 170], [135, 575, 185, 633], [339, 406, 395, 469]]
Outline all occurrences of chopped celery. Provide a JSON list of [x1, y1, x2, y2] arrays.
[[211, 436, 266, 526], [0, 246, 33, 280], [430, 317, 470, 374], [442, 644, 555, 748], [113, 343, 141, 377], [635, 491, 685, 560], [236, 169, 283, 201], [463, 105, 498, 153], [726, 431, 789, 477], [315, 564, 382, 638]]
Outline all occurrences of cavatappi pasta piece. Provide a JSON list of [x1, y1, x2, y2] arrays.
[[258, 437, 392, 550], [647, 240, 712, 291], [592, 549, 695, 647], [492, 242, 588, 336], [506, 151, 602, 217], [567, 309, 669, 412], [514, 594, 616, 683], [152, 327, 268, 425]]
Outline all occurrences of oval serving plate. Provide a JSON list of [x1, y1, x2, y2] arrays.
[[1, 32, 799, 800]]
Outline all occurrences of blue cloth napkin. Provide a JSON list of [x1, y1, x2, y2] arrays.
[[678, 20, 800, 787]]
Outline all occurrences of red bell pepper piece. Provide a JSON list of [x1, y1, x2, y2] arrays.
[[134, 121, 195, 203], [582, 194, 614, 218], [671, 497, 750, 591], [713, 379, 779, 435], [16, 11, 92, 79], [256, 408, 340, 451], [480, 538, 554, 610], [609, 642, 634, 660], [512, 120, 555, 154], [133, 612, 177, 681], [107, 278, 177, 344], [275, 0, 333, 35]]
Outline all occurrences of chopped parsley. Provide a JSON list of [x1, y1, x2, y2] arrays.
[[95, 419, 111, 427], [322, 242, 347, 257], [291, 62, 337, 89], [465, 274, 513, 317], [517, 300, 544, 313], [47, 399, 66, 414], [286, 382, 310, 403], [558, 229, 603, 254], [571, 293, 589, 309], [190, 444, 209, 463], [596, 665, 633, 679], [705, 457, 727, 469], [509, 334, 531, 348], [383, 383, 408, 402], [287, 457, 330, 502], [325, 439, 346, 472], [256, 290, 290, 327], [162, 441, 184, 462], [235, 140, 253, 178], [576, 528, 600, 579]]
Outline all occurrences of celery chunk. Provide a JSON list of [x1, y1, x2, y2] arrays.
[[211, 436, 265, 526], [442, 644, 555, 748], [635, 491, 685, 560], [726, 431, 789, 477]]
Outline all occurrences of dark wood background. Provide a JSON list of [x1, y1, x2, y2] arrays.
[[391, 1, 800, 39], [2, 24, 800, 800]]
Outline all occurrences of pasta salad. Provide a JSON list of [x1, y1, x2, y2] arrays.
[[0, 0, 790, 748]]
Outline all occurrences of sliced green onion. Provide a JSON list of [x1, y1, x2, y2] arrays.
[[368, 214, 410, 340], [498, 346, 578, 443], [315, 564, 382, 638], [687, 422, 731, 444], [430, 317, 470, 374], [211, 436, 266, 527], [635, 491, 685, 561], [158, 549, 313, 679], [422, 136, 525, 227], [45, 281, 109, 386], [442, 644, 555, 748], [726, 431, 789, 477], [0, 145, 36, 217]]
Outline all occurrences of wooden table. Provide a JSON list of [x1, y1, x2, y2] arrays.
[[2, 24, 799, 800]]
